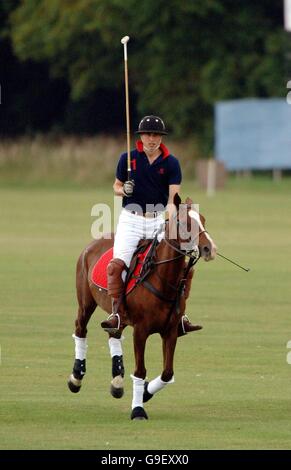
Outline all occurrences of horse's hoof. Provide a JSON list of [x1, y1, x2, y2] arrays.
[[143, 381, 153, 403], [67, 374, 82, 393], [110, 375, 124, 399], [131, 406, 148, 420], [111, 385, 124, 398]]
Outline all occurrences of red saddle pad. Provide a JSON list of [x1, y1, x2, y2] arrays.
[[91, 243, 152, 295], [91, 248, 113, 290]]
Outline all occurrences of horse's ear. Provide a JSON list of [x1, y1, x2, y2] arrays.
[[173, 193, 181, 209], [185, 197, 193, 205]]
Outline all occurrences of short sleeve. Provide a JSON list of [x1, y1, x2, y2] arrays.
[[116, 153, 127, 182], [168, 156, 182, 185]]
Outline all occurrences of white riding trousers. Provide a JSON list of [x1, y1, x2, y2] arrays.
[[113, 208, 164, 267]]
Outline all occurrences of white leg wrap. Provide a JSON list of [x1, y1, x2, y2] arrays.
[[72, 334, 88, 360], [148, 374, 175, 395], [131, 374, 145, 409], [108, 336, 124, 358]]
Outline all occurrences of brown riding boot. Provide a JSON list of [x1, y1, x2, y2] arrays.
[[101, 258, 127, 334], [177, 315, 203, 337], [101, 298, 125, 334]]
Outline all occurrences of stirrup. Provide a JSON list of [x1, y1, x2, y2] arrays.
[[178, 314, 202, 337], [181, 314, 189, 335], [101, 313, 121, 334]]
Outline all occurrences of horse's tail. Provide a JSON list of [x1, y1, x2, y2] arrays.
[[76, 236, 114, 288], [80, 248, 89, 277], [77, 245, 91, 281], [76, 238, 103, 280]]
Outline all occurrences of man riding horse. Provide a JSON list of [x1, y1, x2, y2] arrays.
[[101, 115, 201, 336]]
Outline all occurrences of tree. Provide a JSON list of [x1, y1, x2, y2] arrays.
[[8, 0, 285, 144]]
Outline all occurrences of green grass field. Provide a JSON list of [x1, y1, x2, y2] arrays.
[[1, 178, 291, 449]]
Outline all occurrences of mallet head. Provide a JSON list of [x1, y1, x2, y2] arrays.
[[121, 36, 130, 44]]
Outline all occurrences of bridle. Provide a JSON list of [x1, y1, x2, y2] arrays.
[[153, 217, 208, 265], [139, 213, 208, 309]]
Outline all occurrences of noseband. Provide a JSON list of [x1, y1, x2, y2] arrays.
[[155, 218, 207, 265]]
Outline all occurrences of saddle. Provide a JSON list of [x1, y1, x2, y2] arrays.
[[91, 238, 158, 295]]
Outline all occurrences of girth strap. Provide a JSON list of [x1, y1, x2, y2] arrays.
[[142, 280, 176, 304]]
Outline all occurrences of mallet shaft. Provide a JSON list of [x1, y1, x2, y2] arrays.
[[121, 36, 131, 178], [217, 252, 250, 272]]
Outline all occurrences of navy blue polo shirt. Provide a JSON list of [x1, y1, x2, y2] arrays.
[[116, 141, 182, 213]]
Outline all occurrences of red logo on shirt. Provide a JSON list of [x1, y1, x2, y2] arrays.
[[131, 159, 136, 171], [158, 168, 165, 174]]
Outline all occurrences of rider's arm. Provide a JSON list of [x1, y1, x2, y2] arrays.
[[113, 178, 126, 197]]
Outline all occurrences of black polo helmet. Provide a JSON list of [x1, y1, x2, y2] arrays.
[[135, 115, 168, 135]]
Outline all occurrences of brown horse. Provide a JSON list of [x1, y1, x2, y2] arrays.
[[67, 194, 216, 420]]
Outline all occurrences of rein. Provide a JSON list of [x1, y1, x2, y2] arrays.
[[152, 218, 207, 266], [139, 220, 205, 308], [152, 226, 209, 267]]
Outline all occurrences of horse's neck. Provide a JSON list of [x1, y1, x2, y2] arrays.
[[156, 239, 185, 284]]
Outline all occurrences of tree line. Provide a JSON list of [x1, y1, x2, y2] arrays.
[[0, 0, 286, 152]]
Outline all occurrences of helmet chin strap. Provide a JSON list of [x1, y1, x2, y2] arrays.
[[143, 141, 161, 153], [143, 145, 159, 153]]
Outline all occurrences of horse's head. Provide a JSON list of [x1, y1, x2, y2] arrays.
[[195, 211, 217, 261], [170, 193, 217, 261]]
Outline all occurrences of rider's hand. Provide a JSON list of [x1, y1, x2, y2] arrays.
[[123, 180, 135, 196]]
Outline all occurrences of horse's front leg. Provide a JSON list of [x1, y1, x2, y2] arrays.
[[131, 325, 148, 420], [143, 329, 177, 403], [108, 331, 125, 399], [161, 328, 177, 382], [67, 296, 96, 393]]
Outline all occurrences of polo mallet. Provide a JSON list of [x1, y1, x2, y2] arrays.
[[121, 35, 131, 181], [217, 252, 250, 272]]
